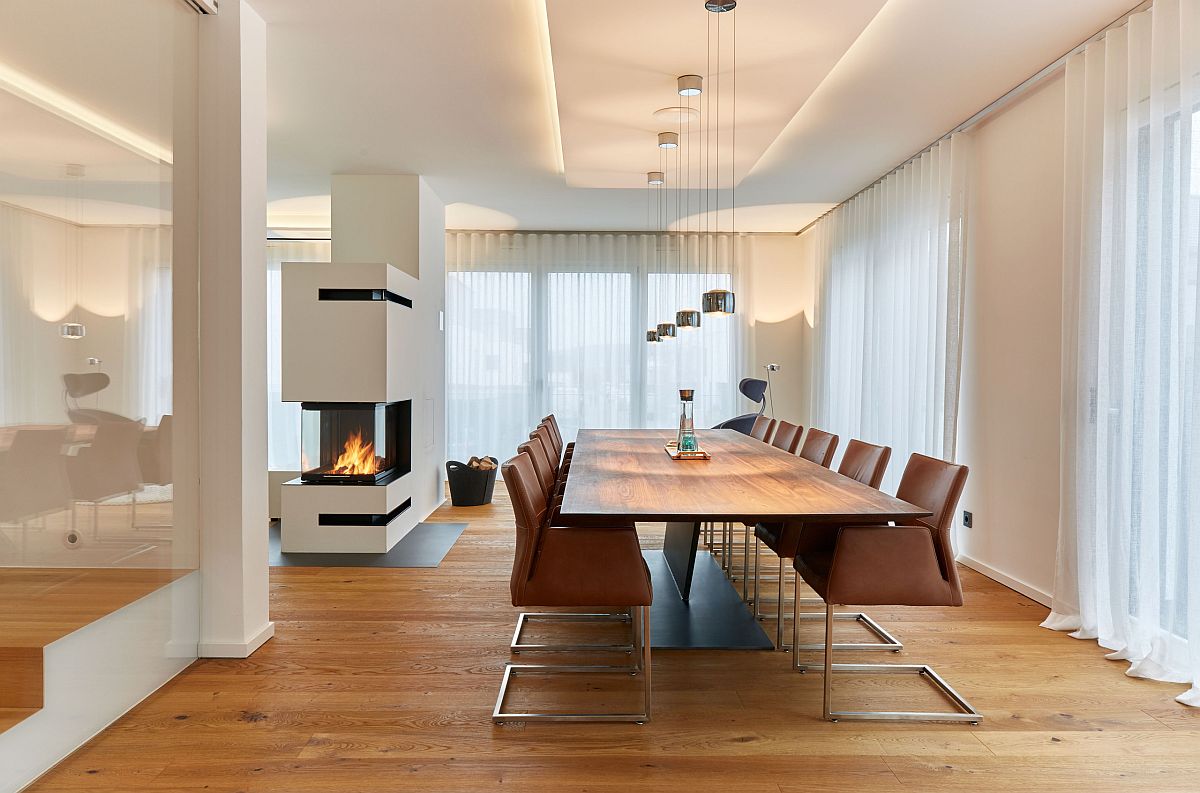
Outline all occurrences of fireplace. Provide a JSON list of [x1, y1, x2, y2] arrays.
[[300, 400, 411, 485]]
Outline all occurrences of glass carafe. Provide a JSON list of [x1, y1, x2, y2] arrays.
[[677, 389, 697, 452]]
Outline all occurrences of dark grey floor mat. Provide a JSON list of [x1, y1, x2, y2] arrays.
[[269, 521, 467, 568]]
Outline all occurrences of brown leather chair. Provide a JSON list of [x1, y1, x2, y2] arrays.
[[494, 451, 652, 723], [770, 420, 804, 454], [725, 419, 807, 599], [541, 414, 574, 462], [517, 439, 629, 532], [792, 453, 980, 724], [837, 438, 891, 488], [799, 428, 839, 467], [753, 437, 894, 651], [67, 419, 145, 538], [749, 416, 776, 443], [529, 424, 561, 470], [0, 428, 71, 554]]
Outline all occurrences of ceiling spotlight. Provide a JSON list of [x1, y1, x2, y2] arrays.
[[705, 0, 737, 11], [657, 131, 679, 149], [677, 74, 703, 96], [647, 171, 664, 185]]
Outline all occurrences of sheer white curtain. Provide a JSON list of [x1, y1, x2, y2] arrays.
[[122, 228, 173, 423], [266, 239, 331, 469], [1045, 0, 1200, 707], [809, 135, 971, 491], [445, 231, 753, 465]]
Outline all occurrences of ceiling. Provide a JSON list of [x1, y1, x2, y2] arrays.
[[260, 0, 1141, 233], [548, 0, 886, 190], [0, 0, 187, 226]]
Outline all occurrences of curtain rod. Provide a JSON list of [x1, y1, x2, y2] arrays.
[[795, 0, 1153, 237]]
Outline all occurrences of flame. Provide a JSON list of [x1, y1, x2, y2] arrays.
[[329, 430, 380, 476]]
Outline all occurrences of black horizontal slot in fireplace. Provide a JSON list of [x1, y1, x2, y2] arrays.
[[318, 287, 412, 308], [300, 400, 411, 485], [318, 498, 412, 527]]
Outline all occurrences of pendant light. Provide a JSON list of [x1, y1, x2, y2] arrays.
[[60, 163, 87, 339], [675, 75, 701, 330], [655, 126, 677, 340], [646, 171, 663, 342], [702, 0, 736, 316]]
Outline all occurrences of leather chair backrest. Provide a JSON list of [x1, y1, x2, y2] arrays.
[[837, 439, 891, 489], [894, 453, 969, 598], [501, 451, 549, 605], [799, 428, 839, 468], [531, 423, 561, 464], [770, 421, 804, 454], [541, 414, 564, 451], [0, 427, 71, 521], [517, 439, 557, 502], [749, 416, 776, 443], [68, 420, 146, 501]]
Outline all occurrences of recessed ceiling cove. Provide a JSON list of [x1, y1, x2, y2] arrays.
[[546, 0, 887, 189]]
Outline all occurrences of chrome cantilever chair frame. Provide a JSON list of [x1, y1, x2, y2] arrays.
[[494, 604, 652, 723], [796, 602, 981, 724], [751, 536, 903, 654], [510, 610, 634, 653]]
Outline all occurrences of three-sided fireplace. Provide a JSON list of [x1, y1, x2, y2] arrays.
[[300, 400, 411, 485]]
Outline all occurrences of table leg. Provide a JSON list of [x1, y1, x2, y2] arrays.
[[662, 521, 702, 601]]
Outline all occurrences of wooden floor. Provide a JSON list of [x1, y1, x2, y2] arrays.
[[25, 490, 1200, 792]]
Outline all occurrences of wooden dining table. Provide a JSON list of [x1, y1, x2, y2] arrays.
[[558, 428, 931, 602]]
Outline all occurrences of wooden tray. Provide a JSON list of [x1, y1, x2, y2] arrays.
[[664, 444, 711, 461]]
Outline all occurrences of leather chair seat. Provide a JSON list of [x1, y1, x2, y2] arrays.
[[522, 527, 653, 607]]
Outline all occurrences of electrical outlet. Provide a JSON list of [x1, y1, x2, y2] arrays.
[[962, 510, 973, 528]]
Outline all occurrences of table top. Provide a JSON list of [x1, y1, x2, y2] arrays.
[[558, 428, 930, 524]]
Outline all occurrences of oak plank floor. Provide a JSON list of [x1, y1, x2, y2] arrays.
[[26, 489, 1200, 792]]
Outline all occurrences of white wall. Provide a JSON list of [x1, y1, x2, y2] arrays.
[[748, 234, 817, 428], [954, 74, 1067, 605], [417, 179, 448, 515]]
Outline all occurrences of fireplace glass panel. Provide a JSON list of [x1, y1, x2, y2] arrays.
[[300, 401, 410, 484]]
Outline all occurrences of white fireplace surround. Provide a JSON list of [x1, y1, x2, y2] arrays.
[[278, 260, 420, 552]]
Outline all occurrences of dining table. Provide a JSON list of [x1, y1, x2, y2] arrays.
[[557, 428, 931, 649]]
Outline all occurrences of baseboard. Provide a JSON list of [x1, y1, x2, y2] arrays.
[[956, 554, 1052, 607], [198, 621, 275, 659]]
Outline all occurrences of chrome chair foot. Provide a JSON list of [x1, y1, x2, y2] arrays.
[[492, 664, 649, 723], [808, 603, 980, 724], [493, 605, 651, 724], [813, 662, 983, 723], [792, 612, 903, 653], [510, 611, 633, 653]]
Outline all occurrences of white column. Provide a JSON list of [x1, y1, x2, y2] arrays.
[[196, 0, 273, 658]]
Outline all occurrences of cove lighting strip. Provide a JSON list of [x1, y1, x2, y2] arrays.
[[534, 0, 566, 175], [0, 60, 173, 166]]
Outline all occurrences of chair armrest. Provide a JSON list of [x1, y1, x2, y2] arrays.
[[826, 525, 959, 607]]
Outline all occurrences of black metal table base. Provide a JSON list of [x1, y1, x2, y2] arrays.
[[644, 549, 773, 650]]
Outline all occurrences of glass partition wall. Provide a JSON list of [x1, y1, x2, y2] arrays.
[[0, 1, 200, 783]]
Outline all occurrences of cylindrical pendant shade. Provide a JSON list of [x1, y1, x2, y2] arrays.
[[646, 329, 661, 342], [675, 309, 701, 329], [657, 322, 677, 339], [647, 171, 664, 185], [657, 131, 679, 149], [702, 289, 736, 315], [677, 74, 703, 96], [60, 322, 87, 339]]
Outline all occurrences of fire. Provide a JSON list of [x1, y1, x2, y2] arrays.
[[329, 430, 380, 475]]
